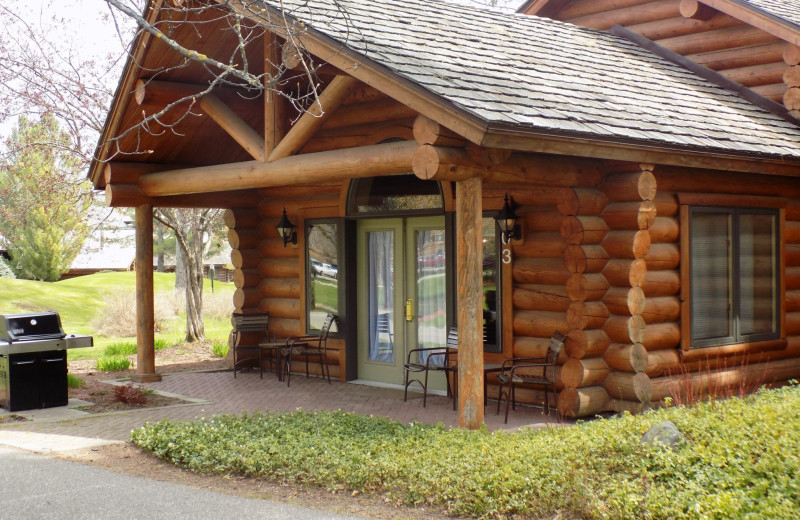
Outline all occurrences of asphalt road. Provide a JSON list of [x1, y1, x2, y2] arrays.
[[0, 446, 366, 520]]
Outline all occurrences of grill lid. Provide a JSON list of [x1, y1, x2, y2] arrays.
[[0, 312, 66, 342]]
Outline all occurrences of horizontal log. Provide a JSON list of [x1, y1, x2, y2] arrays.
[[567, 301, 610, 330], [565, 329, 612, 359], [257, 220, 282, 240], [786, 220, 800, 243], [680, 0, 717, 21], [259, 183, 343, 199], [648, 217, 679, 243], [557, 385, 611, 418], [603, 286, 646, 316], [105, 184, 260, 208], [659, 23, 777, 56], [601, 230, 651, 259], [680, 338, 787, 363], [787, 266, 800, 291], [566, 273, 611, 302], [233, 287, 262, 309], [561, 216, 609, 245], [483, 187, 567, 207], [641, 296, 681, 324], [570, 0, 679, 30], [513, 311, 570, 339], [644, 243, 680, 270], [258, 257, 300, 278], [558, 188, 609, 217], [604, 315, 646, 344], [787, 312, 800, 336], [559, 0, 653, 19], [513, 336, 550, 359], [604, 343, 649, 373], [643, 348, 681, 377], [656, 167, 800, 197], [488, 153, 605, 187], [257, 297, 301, 319], [604, 371, 652, 402], [513, 285, 571, 312], [750, 83, 787, 102], [230, 249, 261, 270], [258, 238, 300, 259], [513, 257, 570, 285], [786, 290, 800, 312], [227, 228, 262, 251], [233, 268, 262, 289], [412, 115, 466, 147], [223, 208, 261, 229], [634, 14, 743, 44], [257, 196, 340, 218], [788, 244, 800, 267], [301, 118, 415, 154], [601, 201, 656, 230], [139, 141, 417, 197], [322, 99, 418, 129], [564, 244, 609, 274], [520, 208, 563, 232], [653, 191, 679, 217], [603, 258, 647, 288], [600, 169, 657, 202], [412, 145, 483, 181], [723, 62, 787, 88], [258, 277, 301, 299], [269, 317, 302, 338], [561, 357, 611, 388], [104, 162, 185, 185], [641, 269, 680, 296], [642, 322, 682, 351], [514, 232, 566, 258]]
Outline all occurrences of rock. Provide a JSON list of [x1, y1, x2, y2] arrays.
[[641, 420, 686, 449]]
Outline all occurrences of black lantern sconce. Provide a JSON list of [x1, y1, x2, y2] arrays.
[[495, 193, 521, 245], [276, 207, 297, 247]]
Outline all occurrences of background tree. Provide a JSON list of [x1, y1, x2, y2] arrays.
[[0, 114, 92, 281]]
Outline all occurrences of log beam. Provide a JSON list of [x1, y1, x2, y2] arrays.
[[269, 75, 359, 161], [679, 0, 717, 21], [457, 176, 485, 429], [412, 145, 484, 181], [138, 141, 417, 196], [133, 204, 161, 383]]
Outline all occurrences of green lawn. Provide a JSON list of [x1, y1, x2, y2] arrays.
[[0, 271, 235, 359]]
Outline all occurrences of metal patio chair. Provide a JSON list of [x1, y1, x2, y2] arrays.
[[231, 313, 277, 378], [403, 326, 458, 408], [283, 314, 338, 386], [496, 330, 566, 423]]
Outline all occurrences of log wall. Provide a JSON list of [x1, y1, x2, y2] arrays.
[[525, 0, 792, 105]]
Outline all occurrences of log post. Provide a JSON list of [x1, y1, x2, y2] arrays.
[[133, 204, 161, 383], [457, 175, 484, 429]]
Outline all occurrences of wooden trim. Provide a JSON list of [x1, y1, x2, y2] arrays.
[[105, 183, 260, 208], [697, 0, 800, 47], [782, 208, 787, 340], [134, 204, 160, 381], [677, 192, 789, 208], [680, 204, 691, 350], [680, 338, 788, 361], [200, 95, 266, 162], [297, 214, 307, 334], [501, 242, 514, 358]]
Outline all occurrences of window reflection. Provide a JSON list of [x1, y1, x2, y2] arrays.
[[307, 222, 339, 330], [482, 217, 499, 352], [349, 175, 443, 214]]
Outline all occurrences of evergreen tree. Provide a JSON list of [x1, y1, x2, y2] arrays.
[[0, 115, 92, 281]]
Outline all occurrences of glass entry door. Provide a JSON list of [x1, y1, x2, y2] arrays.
[[356, 216, 448, 388]]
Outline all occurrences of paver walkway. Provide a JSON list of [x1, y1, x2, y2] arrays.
[[0, 369, 570, 449]]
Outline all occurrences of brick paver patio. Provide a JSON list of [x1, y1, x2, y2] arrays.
[[0, 369, 571, 444]]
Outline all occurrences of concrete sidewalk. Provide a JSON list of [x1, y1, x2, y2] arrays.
[[0, 369, 567, 452]]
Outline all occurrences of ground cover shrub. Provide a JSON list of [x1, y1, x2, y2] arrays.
[[132, 385, 800, 519], [96, 356, 131, 372], [114, 383, 150, 405], [154, 338, 171, 351], [67, 373, 85, 388], [211, 341, 229, 358]]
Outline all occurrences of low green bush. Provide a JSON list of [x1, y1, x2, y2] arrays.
[[67, 373, 85, 388], [154, 338, 171, 351], [103, 342, 137, 357], [95, 356, 131, 372], [211, 341, 229, 358], [132, 385, 800, 519]]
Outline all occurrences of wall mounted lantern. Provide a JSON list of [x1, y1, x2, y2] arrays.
[[276, 207, 297, 247], [495, 193, 521, 245]]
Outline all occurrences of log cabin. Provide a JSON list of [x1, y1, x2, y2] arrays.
[[89, 0, 800, 428]]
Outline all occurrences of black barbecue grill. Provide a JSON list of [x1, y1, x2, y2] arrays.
[[0, 312, 93, 411]]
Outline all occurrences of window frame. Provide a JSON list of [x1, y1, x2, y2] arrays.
[[680, 200, 783, 351]]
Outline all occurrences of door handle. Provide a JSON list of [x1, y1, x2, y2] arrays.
[[406, 299, 413, 322]]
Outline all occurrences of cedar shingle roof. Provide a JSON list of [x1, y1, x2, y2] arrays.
[[269, 0, 800, 160], [736, 0, 800, 29]]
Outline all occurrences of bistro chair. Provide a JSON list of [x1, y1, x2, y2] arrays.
[[403, 326, 458, 408], [231, 313, 277, 378], [283, 313, 338, 386], [496, 330, 566, 423]]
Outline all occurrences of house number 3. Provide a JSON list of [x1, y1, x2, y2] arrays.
[[502, 247, 512, 265]]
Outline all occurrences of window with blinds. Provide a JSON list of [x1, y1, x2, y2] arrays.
[[689, 207, 779, 348]]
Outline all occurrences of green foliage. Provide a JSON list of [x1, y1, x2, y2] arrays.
[[0, 258, 15, 279], [0, 115, 92, 281], [104, 342, 137, 357], [155, 338, 172, 351], [132, 386, 800, 519], [95, 356, 131, 372], [211, 341, 229, 358], [66, 373, 85, 388]]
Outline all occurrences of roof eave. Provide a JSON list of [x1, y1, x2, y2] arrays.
[[483, 124, 800, 177]]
